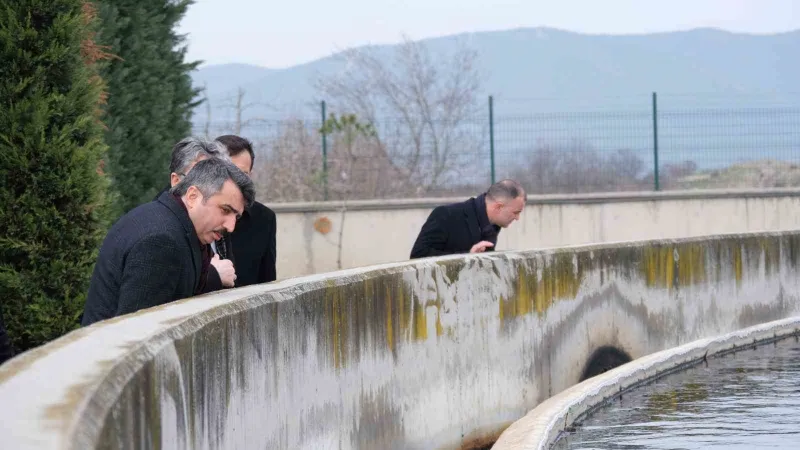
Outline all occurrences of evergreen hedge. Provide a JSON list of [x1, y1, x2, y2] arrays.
[[97, 0, 201, 217], [0, 0, 110, 352]]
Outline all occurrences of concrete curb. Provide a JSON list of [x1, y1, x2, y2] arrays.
[[267, 187, 800, 212], [491, 316, 800, 450]]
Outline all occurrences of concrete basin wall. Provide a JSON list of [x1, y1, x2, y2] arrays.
[[1, 231, 799, 449], [492, 316, 800, 450], [272, 188, 800, 278]]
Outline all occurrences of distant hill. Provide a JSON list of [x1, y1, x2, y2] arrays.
[[189, 27, 800, 174], [191, 63, 274, 98], [191, 27, 800, 112], [674, 160, 800, 189]]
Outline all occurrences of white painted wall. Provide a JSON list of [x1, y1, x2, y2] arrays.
[[270, 188, 800, 279]]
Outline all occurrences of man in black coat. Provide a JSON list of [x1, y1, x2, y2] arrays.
[[81, 156, 255, 326], [215, 135, 277, 285], [410, 179, 526, 259], [160, 137, 238, 293]]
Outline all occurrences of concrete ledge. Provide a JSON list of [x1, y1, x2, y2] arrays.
[[271, 189, 800, 278], [1, 231, 799, 449], [267, 188, 800, 212], [492, 316, 800, 450]]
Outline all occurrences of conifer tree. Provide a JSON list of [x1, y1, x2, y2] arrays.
[[97, 0, 202, 217], [0, 0, 110, 352]]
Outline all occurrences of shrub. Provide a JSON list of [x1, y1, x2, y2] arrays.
[[0, 0, 110, 352]]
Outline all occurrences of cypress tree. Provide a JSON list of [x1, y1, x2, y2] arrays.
[[0, 1, 110, 351], [97, 0, 201, 217]]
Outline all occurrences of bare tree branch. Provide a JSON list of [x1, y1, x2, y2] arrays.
[[315, 35, 484, 195]]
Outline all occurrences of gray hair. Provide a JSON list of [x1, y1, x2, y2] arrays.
[[170, 157, 256, 208], [486, 179, 525, 202], [168, 137, 230, 175]]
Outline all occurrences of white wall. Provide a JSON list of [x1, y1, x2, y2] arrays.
[[270, 188, 800, 279]]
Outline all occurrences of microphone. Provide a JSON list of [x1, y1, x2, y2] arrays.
[[215, 234, 229, 260]]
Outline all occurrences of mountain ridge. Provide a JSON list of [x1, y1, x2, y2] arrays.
[[195, 25, 800, 73], [191, 26, 800, 118], [189, 26, 800, 173]]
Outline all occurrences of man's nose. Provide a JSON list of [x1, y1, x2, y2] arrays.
[[224, 215, 236, 233]]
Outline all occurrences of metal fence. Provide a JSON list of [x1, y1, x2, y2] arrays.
[[193, 92, 800, 202]]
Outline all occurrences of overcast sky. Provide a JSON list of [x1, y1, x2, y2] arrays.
[[177, 0, 799, 69]]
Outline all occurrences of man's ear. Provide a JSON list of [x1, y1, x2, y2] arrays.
[[170, 172, 181, 187], [184, 186, 202, 208]]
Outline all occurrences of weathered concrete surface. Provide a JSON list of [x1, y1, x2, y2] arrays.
[[271, 188, 800, 278], [0, 231, 799, 450], [492, 317, 800, 450]]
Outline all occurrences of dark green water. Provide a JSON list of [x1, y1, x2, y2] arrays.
[[553, 336, 800, 449]]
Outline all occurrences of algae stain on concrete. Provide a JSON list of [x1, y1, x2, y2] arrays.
[[500, 254, 584, 322], [642, 245, 676, 290], [436, 259, 463, 285], [759, 237, 781, 276], [322, 279, 353, 370], [412, 295, 428, 341], [318, 270, 448, 369], [733, 243, 743, 287], [435, 308, 444, 337], [675, 244, 708, 288], [384, 284, 394, 353]]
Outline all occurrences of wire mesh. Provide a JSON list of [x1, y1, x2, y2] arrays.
[[192, 93, 800, 202]]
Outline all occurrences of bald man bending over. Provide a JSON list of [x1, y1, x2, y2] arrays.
[[410, 179, 526, 258]]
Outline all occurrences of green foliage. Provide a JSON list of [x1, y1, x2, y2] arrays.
[[319, 112, 377, 142], [0, 0, 110, 351], [97, 0, 202, 218], [318, 113, 377, 196]]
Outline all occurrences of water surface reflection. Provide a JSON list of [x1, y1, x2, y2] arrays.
[[554, 336, 800, 449]]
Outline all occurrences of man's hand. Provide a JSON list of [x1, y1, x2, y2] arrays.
[[211, 254, 236, 287], [470, 241, 494, 253]]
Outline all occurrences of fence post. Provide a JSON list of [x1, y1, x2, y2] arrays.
[[652, 92, 660, 191], [321, 100, 329, 200], [489, 95, 495, 185]]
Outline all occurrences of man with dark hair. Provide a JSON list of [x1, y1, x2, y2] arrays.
[[161, 137, 237, 291], [410, 179, 526, 259], [214, 134, 278, 284], [81, 156, 255, 326]]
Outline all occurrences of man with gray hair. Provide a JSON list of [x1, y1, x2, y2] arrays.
[[159, 137, 238, 291], [81, 156, 255, 326], [167, 136, 230, 187], [410, 179, 526, 258]]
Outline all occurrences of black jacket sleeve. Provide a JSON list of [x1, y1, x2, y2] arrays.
[[117, 233, 183, 316], [202, 235, 234, 293], [203, 266, 224, 293], [410, 206, 452, 259], [259, 208, 277, 283]]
